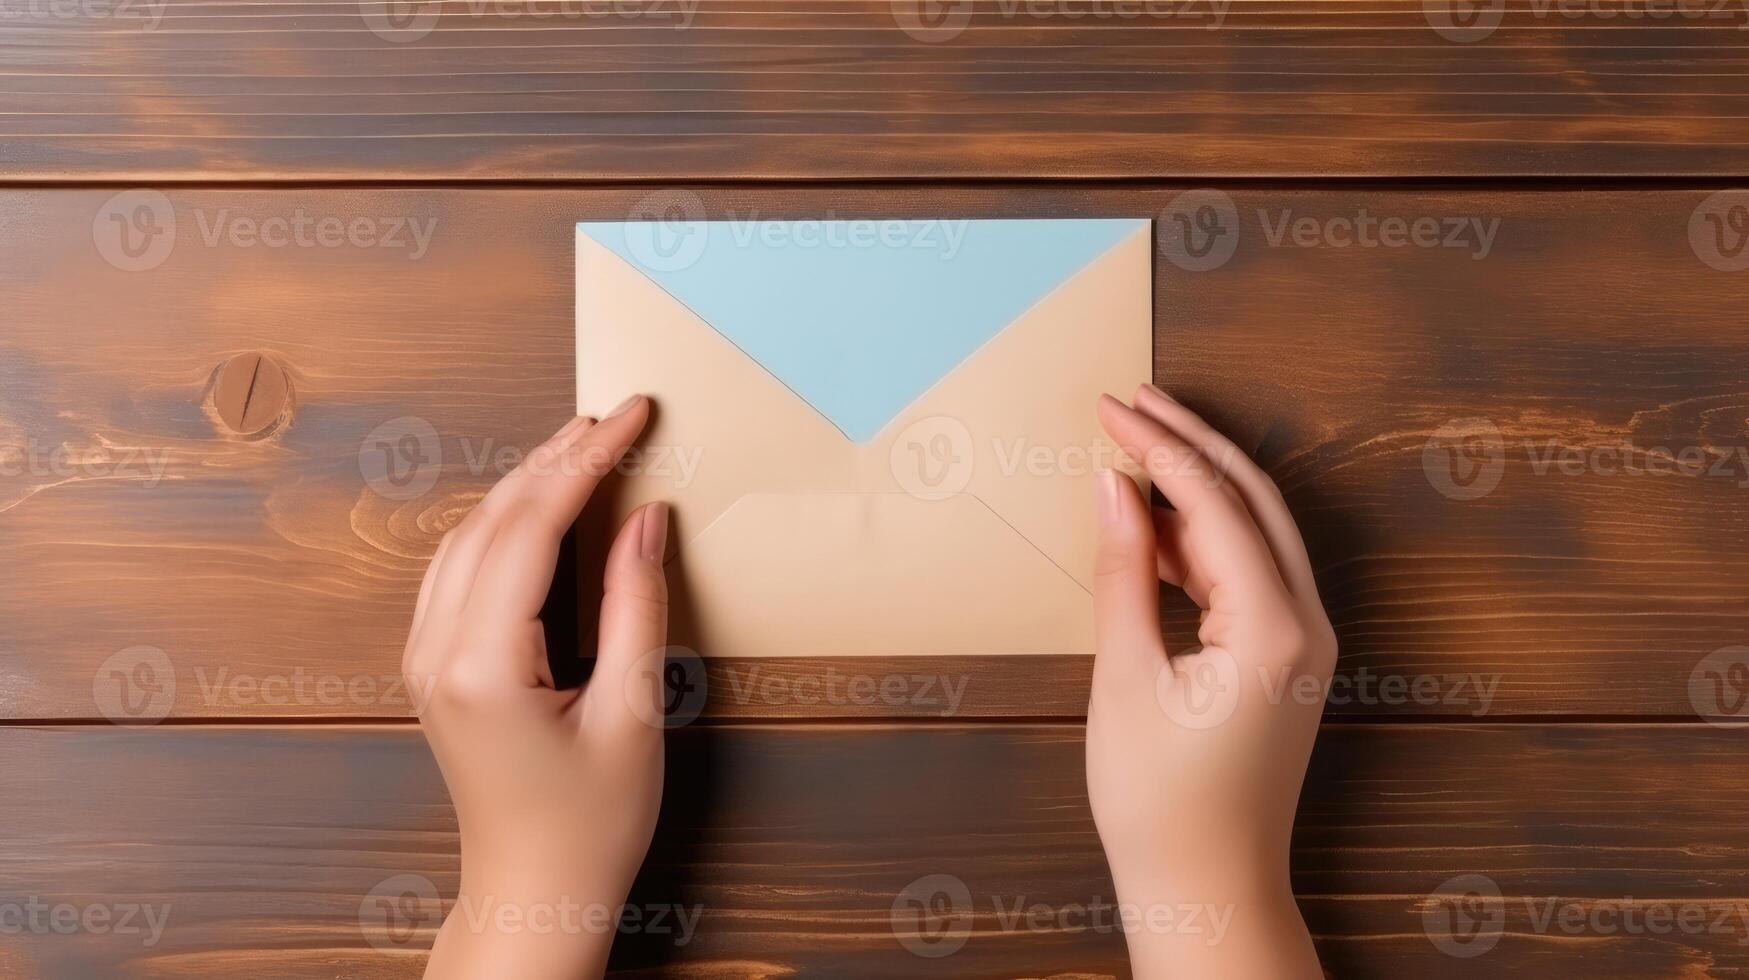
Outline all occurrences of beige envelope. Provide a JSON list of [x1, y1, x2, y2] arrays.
[[576, 222, 1151, 657]]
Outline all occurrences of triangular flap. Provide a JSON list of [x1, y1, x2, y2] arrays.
[[578, 218, 1147, 442]]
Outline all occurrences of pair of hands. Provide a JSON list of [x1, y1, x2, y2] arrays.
[[403, 387, 1335, 978]]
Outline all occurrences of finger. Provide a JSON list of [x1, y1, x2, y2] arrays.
[[1133, 384, 1319, 603], [419, 417, 597, 650], [476, 397, 647, 537], [581, 503, 670, 733], [463, 399, 650, 631], [1098, 394, 1287, 601], [1152, 506, 1214, 608], [1092, 468, 1166, 688], [417, 516, 502, 666]]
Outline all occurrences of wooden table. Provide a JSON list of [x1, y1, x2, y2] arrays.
[[3, 2, 1748, 976]]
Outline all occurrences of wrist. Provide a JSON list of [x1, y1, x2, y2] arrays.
[[1104, 829, 1292, 903], [426, 886, 622, 980], [1106, 870, 1315, 980], [455, 833, 639, 910]]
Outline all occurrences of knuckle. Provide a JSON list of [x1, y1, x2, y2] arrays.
[[1092, 542, 1135, 581], [1211, 471, 1245, 503], [434, 657, 507, 711], [611, 557, 671, 604], [1093, 519, 1153, 582], [577, 442, 620, 479], [1275, 615, 1338, 678], [605, 580, 669, 623]]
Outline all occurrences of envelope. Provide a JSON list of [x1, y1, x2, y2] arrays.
[[576, 217, 1151, 657]]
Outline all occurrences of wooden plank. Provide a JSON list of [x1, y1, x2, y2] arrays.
[[1, 723, 1747, 977], [1, 1, 1746, 179], [3, 186, 1748, 720]]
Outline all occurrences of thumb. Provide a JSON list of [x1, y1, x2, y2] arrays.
[[583, 502, 671, 733], [1093, 469, 1166, 689]]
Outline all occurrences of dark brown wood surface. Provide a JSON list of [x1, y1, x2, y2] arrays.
[[4, 186, 1746, 720], [5, 9, 1747, 974], [2, 723, 1748, 978], [1, 1, 1747, 179]]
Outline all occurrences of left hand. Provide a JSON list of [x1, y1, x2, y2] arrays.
[[404, 396, 671, 980]]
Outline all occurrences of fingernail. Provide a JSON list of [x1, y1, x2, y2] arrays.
[[1096, 469, 1121, 526], [605, 394, 644, 420], [1143, 383, 1175, 404], [640, 501, 669, 561]]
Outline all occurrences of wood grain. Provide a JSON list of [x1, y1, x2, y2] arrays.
[[3, 186, 1747, 720], [1, 1, 1747, 179], [1, 723, 1747, 977]]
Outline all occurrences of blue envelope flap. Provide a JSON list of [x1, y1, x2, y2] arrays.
[[579, 217, 1147, 442]]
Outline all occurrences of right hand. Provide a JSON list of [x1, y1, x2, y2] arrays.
[[1085, 385, 1334, 978]]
